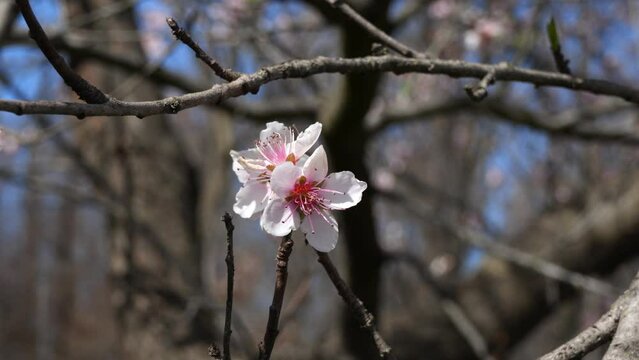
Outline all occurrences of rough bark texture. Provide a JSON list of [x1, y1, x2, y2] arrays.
[[603, 284, 639, 359]]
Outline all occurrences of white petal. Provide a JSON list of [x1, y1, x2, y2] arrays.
[[233, 182, 269, 218], [297, 154, 309, 167], [321, 171, 367, 210], [259, 121, 289, 143], [293, 122, 322, 158], [301, 211, 338, 252], [230, 148, 261, 162], [230, 148, 266, 183], [302, 145, 328, 183], [260, 197, 300, 236], [270, 162, 302, 198]]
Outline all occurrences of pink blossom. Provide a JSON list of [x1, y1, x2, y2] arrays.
[[260, 146, 367, 252], [0, 128, 18, 154], [231, 122, 322, 218]]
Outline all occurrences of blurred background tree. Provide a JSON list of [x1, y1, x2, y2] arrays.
[[1, 0, 639, 359]]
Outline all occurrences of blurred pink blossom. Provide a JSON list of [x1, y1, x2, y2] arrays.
[[372, 168, 396, 191], [464, 18, 506, 50], [0, 128, 19, 154], [428, 0, 454, 19], [485, 167, 504, 188]]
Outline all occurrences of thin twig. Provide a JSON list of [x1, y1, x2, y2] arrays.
[[258, 234, 294, 360], [166, 17, 243, 82], [221, 213, 235, 360], [15, 0, 109, 104], [316, 251, 396, 360], [539, 271, 639, 360], [323, 0, 425, 58]]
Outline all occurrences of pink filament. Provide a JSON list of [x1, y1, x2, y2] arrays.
[[286, 178, 334, 230]]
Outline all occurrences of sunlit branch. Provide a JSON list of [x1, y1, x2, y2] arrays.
[[539, 271, 639, 360]]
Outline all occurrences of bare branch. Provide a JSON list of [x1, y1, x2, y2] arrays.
[[258, 234, 294, 360], [166, 17, 243, 83], [4, 55, 639, 118], [316, 251, 396, 360], [603, 273, 639, 360], [221, 213, 235, 360], [540, 272, 639, 360], [323, 0, 425, 58], [15, 0, 109, 103]]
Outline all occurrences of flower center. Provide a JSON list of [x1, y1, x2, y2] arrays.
[[287, 176, 326, 216]]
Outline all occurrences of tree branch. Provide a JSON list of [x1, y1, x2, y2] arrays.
[[316, 251, 396, 359], [540, 271, 639, 360], [221, 213, 235, 360], [603, 273, 639, 360], [15, 0, 109, 103], [258, 234, 294, 360], [4, 55, 639, 118]]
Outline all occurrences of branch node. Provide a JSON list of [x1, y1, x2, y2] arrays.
[[208, 343, 223, 359], [164, 98, 181, 114], [464, 64, 504, 102]]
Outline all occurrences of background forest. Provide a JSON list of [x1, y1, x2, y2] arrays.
[[1, 0, 639, 359]]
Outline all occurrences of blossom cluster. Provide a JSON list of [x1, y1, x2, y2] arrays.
[[230, 122, 367, 252]]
